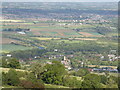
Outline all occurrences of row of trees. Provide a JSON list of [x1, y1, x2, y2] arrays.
[[46, 40, 115, 54], [9, 49, 47, 60], [3, 28, 30, 32]]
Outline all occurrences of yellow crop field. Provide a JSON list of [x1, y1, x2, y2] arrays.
[[0, 19, 25, 22], [34, 37, 60, 40], [100, 66, 117, 69]]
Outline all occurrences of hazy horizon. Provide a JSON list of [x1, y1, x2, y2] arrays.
[[2, 0, 119, 2]]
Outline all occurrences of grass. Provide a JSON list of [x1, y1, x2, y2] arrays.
[[0, 67, 27, 73], [40, 31, 58, 34], [88, 32, 102, 35], [2, 84, 69, 89], [2, 85, 23, 88], [26, 32, 34, 36], [30, 26, 66, 29], [21, 23, 33, 24], [96, 41, 118, 47], [92, 72, 118, 77], [109, 73, 118, 77], [64, 32, 80, 35], [70, 75, 82, 81], [45, 84, 69, 88], [1, 44, 33, 52], [68, 24, 95, 29]]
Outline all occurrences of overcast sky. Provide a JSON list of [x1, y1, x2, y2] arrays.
[[1, 0, 120, 2]]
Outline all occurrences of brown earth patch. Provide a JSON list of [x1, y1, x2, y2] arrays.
[[1, 38, 19, 44], [79, 32, 94, 37]]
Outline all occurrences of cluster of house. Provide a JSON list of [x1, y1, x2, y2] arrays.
[[92, 67, 118, 73], [5, 49, 118, 72], [46, 56, 72, 70], [51, 13, 111, 25], [95, 50, 119, 61], [86, 64, 118, 73], [47, 55, 118, 73], [99, 54, 119, 61]]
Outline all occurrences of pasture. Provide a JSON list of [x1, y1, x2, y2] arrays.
[[1, 44, 33, 52]]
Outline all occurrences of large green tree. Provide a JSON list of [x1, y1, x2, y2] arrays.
[[8, 58, 21, 69], [42, 61, 66, 85], [63, 76, 81, 88], [3, 69, 20, 86], [75, 68, 90, 77], [2, 57, 21, 69], [81, 74, 102, 88], [30, 63, 45, 79], [2, 59, 7, 68], [100, 75, 107, 85]]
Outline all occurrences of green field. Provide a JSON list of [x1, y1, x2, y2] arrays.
[[30, 26, 66, 29], [64, 32, 80, 35], [88, 32, 102, 35], [26, 32, 34, 36], [1, 44, 33, 52]]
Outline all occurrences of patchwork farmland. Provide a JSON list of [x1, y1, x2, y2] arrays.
[[1, 18, 116, 53], [2, 21, 103, 38]]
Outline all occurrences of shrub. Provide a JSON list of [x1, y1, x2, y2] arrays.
[[19, 80, 45, 89]]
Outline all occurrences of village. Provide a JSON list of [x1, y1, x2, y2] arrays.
[[5, 48, 118, 73]]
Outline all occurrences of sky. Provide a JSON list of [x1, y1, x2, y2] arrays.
[[1, 0, 120, 2]]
